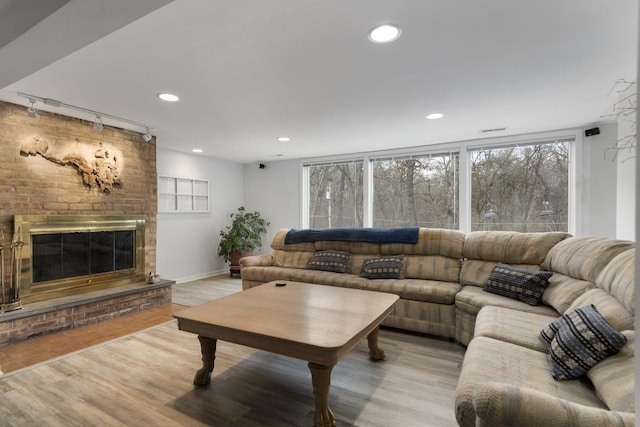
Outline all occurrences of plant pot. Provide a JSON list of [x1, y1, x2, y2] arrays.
[[229, 250, 253, 277]]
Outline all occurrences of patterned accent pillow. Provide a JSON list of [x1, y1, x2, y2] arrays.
[[360, 255, 404, 279], [484, 263, 552, 305], [545, 304, 627, 380], [306, 250, 349, 273]]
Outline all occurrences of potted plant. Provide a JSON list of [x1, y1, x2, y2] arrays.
[[218, 207, 270, 275]]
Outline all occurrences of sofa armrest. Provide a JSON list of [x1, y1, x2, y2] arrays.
[[239, 254, 273, 268], [473, 382, 635, 427]]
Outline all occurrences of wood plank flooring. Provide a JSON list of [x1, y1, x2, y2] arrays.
[[0, 275, 466, 426]]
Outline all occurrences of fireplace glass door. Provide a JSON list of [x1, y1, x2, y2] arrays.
[[32, 231, 135, 284]]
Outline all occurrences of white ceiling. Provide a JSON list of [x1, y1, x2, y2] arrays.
[[0, 0, 637, 164]]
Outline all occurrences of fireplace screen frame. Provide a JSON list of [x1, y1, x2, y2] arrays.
[[14, 215, 146, 303]]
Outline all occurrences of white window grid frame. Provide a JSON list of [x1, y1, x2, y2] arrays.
[[300, 128, 582, 234]]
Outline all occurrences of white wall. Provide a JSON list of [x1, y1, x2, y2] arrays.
[[582, 122, 618, 237], [243, 160, 301, 254], [156, 148, 244, 282], [615, 83, 637, 240]]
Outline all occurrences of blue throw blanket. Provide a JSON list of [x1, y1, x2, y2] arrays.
[[284, 227, 420, 245]]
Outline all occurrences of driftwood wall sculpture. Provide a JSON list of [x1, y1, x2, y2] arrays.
[[20, 137, 123, 193]]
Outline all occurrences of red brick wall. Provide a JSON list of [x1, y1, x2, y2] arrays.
[[0, 100, 157, 278]]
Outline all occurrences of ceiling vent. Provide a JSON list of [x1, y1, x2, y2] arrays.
[[480, 127, 507, 133]]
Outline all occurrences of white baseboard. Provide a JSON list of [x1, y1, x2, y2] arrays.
[[173, 269, 229, 284]]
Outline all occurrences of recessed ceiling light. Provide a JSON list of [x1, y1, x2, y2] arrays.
[[192, 148, 203, 153], [277, 137, 290, 142], [158, 93, 180, 102], [368, 24, 401, 43], [426, 113, 444, 120]]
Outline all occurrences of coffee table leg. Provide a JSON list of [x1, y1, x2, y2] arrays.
[[308, 362, 336, 427], [194, 336, 217, 386], [367, 326, 385, 361]]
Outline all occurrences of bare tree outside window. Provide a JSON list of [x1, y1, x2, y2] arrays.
[[470, 140, 569, 232], [304, 140, 570, 232], [308, 162, 363, 228], [372, 153, 459, 228]]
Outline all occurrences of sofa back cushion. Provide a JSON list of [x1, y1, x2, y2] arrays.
[[567, 288, 633, 331], [315, 240, 381, 254], [460, 231, 569, 287], [272, 249, 314, 269], [380, 228, 465, 258], [541, 273, 596, 314], [595, 248, 635, 315], [541, 236, 634, 283], [345, 254, 380, 275], [404, 255, 462, 282], [463, 231, 570, 264], [378, 228, 465, 282]]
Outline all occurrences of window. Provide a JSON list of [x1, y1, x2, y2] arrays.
[[158, 176, 209, 213], [306, 161, 363, 227], [469, 139, 570, 232], [371, 152, 459, 228], [301, 133, 575, 233]]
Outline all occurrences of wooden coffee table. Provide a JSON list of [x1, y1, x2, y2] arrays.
[[173, 280, 399, 427]]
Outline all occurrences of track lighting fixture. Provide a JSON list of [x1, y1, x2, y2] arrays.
[[27, 98, 38, 118], [93, 115, 104, 132], [17, 92, 153, 140], [142, 128, 152, 142]]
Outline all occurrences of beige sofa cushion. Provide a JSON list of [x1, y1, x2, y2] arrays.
[[315, 239, 380, 254], [541, 273, 596, 314], [541, 236, 634, 283], [455, 336, 606, 427], [567, 288, 634, 331], [474, 306, 556, 352], [456, 286, 558, 316], [587, 330, 635, 412], [595, 248, 635, 315], [404, 254, 461, 282], [380, 227, 465, 257], [463, 231, 570, 264], [272, 249, 314, 269], [472, 382, 635, 427], [345, 253, 380, 275], [364, 278, 460, 304]]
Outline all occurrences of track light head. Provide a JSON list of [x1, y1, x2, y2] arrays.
[[27, 98, 38, 118], [142, 128, 152, 142], [93, 115, 104, 132]]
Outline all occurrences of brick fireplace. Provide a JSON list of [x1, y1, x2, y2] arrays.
[[0, 100, 170, 346]]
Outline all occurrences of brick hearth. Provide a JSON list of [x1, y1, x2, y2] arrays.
[[0, 280, 174, 347]]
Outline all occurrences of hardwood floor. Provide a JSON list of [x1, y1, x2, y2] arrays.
[[0, 275, 465, 426]]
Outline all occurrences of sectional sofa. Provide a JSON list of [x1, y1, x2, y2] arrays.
[[239, 227, 635, 426]]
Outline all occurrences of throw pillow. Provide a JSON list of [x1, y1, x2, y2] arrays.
[[306, 250, 349, 273], [546, 304, 627, 381], [360, 255, 404, 279], [484, 263, 552, 305]]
